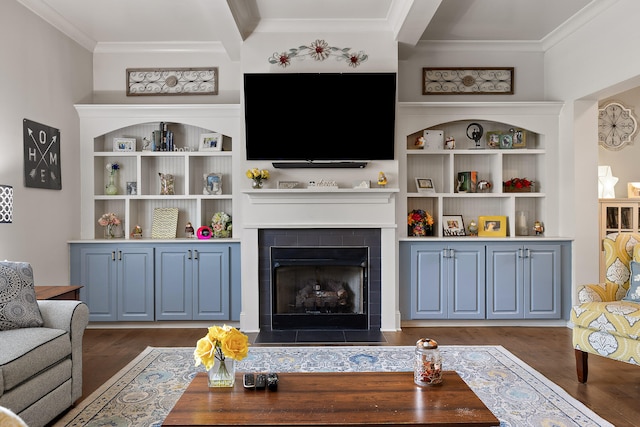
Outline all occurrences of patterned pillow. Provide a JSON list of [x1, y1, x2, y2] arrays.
[[623, 261, 640, 303], [0, 261, 44, 330]]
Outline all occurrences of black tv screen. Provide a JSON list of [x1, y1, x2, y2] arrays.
[[244, 73, 396, 161]]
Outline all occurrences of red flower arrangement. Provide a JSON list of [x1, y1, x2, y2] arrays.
[[408, 209, 434, 236], [503, 178, 535, 192]]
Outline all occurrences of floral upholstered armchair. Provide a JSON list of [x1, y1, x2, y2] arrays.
[[571, 232, 640, 382]]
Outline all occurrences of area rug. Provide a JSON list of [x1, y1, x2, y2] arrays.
[[54, 345, 612, 427]]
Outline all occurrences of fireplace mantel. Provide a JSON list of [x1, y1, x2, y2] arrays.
[[243, 188, 398, 205], [240, 186, 400, 333]]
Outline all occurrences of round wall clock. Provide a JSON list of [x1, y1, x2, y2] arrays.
[[598, 101, 639, 150]]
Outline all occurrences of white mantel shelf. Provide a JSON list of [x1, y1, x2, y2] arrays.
[[243, 188, 399, 204]]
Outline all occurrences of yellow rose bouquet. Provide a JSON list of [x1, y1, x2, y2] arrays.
[[194, 324, 249, 387], [246, 167, 269, 189]]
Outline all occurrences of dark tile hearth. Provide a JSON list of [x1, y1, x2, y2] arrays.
[[255, 329, 386, 344]]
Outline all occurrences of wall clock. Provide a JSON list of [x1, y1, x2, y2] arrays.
[[598, 101, 639, 150], [23, 119, 61, 190]]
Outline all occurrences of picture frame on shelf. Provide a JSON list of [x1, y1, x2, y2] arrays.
[[126, 181, 137, 195], [203, 173, 222, 195], [486, 131, 500, 149], [415, 178, 436, 193], [512, 129, 527, 148], [113, 137, 135, 152], [199, 133, 222, 151], [478, 215, 508, 237], [442, 215, 466, 236], [499, 134, 513, 149], [628, 182, 640, 198]]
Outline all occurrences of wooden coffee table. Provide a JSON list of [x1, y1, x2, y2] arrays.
[[162, 371, 499, 426]]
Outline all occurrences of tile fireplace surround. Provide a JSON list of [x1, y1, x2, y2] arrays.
[[240, 189, 399, 334], [257, 228, 381, 342]]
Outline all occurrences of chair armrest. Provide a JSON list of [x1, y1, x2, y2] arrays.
[[37, 300, 89, 402], [38, 300, 89, 335], [577, 282, 625, 303]]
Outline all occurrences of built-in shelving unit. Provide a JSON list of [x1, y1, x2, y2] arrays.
[[397, 102, 564, 240], [76, 104, 241, 240]]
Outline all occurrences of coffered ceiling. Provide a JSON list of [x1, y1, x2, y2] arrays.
[[16, 0, 600, 57]]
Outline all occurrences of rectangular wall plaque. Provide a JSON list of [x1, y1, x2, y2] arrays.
[[423, 67, 514, 95], [126, 67, 218, 96]]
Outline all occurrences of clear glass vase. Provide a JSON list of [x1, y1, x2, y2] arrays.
[[105, 224, 118, 239], [252, 179, 263, 189], [207, 357, 235, 387]]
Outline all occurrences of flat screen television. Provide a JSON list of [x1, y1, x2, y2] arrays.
[[244, 72, 396, 165]]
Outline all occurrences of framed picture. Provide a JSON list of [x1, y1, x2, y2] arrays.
[[512, 129, 527, 148], [199, 133, 223, 151], [486, 131, 501, 149], [113, 137, 136, 152], [126, 67, 218, 96], [478, 216, 508, 237], [499, 134, 513, 149], [442, 215, 466, 236], [415, 178, 436, 193], [422, 67, 514, 95], [126, 181, 137, 195], [203, 173, 222, 195]]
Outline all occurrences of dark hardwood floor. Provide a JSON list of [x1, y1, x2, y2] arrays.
[[77, 326, 640, 426]]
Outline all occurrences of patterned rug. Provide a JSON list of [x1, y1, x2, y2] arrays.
[[54, 345, 611, 427]]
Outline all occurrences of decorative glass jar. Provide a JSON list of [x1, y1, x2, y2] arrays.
[[414, 338, 443, 386], [207, 357, 235, 388]]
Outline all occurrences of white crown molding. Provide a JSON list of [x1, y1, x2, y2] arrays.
[[541, 0, 620, 51], [93, 42, 226, 54], [415, 40, 544, 53], [16, 0, 96, 52], [253, 18, 391, 34]]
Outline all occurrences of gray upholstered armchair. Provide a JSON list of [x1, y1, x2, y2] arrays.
[[0, 261, 89, 427]]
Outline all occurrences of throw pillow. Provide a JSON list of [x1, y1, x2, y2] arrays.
[[0, 261, 44, 330], [623, 261, 640, 302]]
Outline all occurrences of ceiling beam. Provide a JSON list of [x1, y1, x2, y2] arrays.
[[389, 0, 442, 47]]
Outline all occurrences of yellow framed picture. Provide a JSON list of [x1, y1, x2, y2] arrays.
[[478, 216, 507, 237]]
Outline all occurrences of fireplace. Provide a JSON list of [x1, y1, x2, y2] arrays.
[[258, 228, 381, 335], [271, 246, 368, 330]]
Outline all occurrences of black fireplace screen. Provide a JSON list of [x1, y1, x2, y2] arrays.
[[271, 246, 368, 330]]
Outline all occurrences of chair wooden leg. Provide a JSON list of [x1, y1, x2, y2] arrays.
[[575, 348, 588, 383]]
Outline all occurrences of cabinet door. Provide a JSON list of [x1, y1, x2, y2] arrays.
[[486, 244, 523, 319], [117, 247, 154, 321], [193, 246, 230, 320], [155, 246, 193, 320], [410, 245, 446, 319], [79, 245, 118, 321], [448, 244, 485, 319], [524, 244, 561, 319]]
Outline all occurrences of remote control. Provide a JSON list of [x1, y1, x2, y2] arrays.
[[255, 373, 267, 390], [267, 373, 279, 391], [243, 373, 255, 389]]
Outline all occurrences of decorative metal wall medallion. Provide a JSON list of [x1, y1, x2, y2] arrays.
[[268, 40, 368, 68], [598, 101, 639, 150], [423, 67, 514, 95], [126, 67, 218, 96]]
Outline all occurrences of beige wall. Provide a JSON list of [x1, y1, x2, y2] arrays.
[[0, 1, 92, 284]]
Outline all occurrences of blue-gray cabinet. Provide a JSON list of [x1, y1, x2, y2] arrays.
[[155, 244, 234, 321], [486, 243, 561, 319], [70, 243, 154, 321], [70, 241, 241, 322], [403, 242, 486, 319]]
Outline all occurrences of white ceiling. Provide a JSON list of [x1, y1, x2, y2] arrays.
[[16, 0, 599, 55]]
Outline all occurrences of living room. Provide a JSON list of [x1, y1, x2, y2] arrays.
[[1, 0, 640, 425], [2, 2, 636, 327]]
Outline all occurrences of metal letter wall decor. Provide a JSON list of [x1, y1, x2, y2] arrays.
[[23, 119, 61, 190]]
